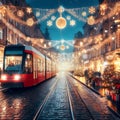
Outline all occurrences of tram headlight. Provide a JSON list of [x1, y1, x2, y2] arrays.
[[14, 75, 21, 81], [1, 75, 7, 81]]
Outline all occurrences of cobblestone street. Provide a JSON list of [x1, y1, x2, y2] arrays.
[[0, 73, 119, 120]]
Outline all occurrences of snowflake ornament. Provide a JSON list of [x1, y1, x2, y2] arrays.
[[89, 7, 96, 14], [51, 16, 56, 21], [47, 20, 52, 26], [66, 16, 71, 20], [70, 20, 76, 26]]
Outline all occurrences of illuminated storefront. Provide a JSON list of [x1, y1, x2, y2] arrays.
[[0, 46, 4, 69]]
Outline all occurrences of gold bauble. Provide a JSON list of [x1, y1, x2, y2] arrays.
[[17, 10, 24, 17], [26, 18, 34, 26], [56, 17, 67, 29], [60, 45, 65, 50], [87, 16, 95, 25]]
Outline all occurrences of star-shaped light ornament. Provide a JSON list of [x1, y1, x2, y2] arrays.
[[89, 7, 96, 14], [47, 20, 53, 27], [70, 20, 76, 26], [26, 7, 32, 14]]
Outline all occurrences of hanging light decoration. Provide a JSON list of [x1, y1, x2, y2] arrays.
[[82, 11, 87, 17], [26, 37, 30, 41], [17, 10, 24, 17], [70, 20, 76, 26], [26, 18, 34, 26], [66, 16, 71, 20], [56, 17, 67, 29], [0, 6, 6, 16], [58, 6, 64, 13], [48, 41, 52, 46], [36, 11, 40, 17], [56, 46, 59, 49], [44, 44, 47, 48], [100, 3, 107, 16], [66, 45, 69, 49], [26, 7, 32, 14], [87, 16, 95, 25], [47, 20, 52, 27], [51, 16, 56, 21], [60, 44, 65, 51], [40, 38, 44, 43], [89, 7, 96, 14], [56, 6, 67, 29]]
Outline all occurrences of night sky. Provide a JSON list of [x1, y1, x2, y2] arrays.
[[26, 0, 99, 52], [26, 0, 99, 9]]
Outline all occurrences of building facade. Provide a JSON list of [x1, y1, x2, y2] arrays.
[[74, 0, 120, 74], [0, 0, 44, 69]]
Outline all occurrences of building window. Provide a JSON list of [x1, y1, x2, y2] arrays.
[[0, 29, 3, 39]]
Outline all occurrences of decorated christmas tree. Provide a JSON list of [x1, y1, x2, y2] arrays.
[[102, 64, 115, 87]]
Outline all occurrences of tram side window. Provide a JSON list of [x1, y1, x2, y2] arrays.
[[42, 60, 45, 72], [38, 59, 41, 73], [24, 54, 33, 73]]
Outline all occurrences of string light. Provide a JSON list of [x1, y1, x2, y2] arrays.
[[0, 3, 119, 53]]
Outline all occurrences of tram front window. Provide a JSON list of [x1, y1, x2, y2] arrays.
[[5, 56, 22, 73]]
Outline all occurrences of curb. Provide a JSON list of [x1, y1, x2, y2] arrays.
[[107, 106, 120, 119], [71, 74, 120, 118], [71, 75, 102, 97]]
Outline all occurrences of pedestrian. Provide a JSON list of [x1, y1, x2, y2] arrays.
[[0, 67, 1, 77], [84, 69, 89, 85]]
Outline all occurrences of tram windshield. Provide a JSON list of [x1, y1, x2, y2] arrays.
[[4, 56, 22, 73]]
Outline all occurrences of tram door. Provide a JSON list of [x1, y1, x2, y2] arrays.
[[33, 57, 38, 79]]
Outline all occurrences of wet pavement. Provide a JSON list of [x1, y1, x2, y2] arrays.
[[73, 75, 120, 118], [0, 73, 119, 120], [37, 75, 72, 120], [68, 75, 119, 120], [0, 77, 57, 120]]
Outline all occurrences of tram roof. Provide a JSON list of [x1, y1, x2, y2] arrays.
[[5, 44, 51, 60], [25, 45, 45, 58], [25, 45, 51, 61]]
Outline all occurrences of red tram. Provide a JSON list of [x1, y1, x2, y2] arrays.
[[0, 44, 56, 88]]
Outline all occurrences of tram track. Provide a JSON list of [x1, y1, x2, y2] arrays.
[[65, 78, 75, 120], [33, 78, 59, 120], [67, 75, 118, 120], [66, 76, 95, 120], [33, 75, 95, 120], [33, 75, 77, 120]]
